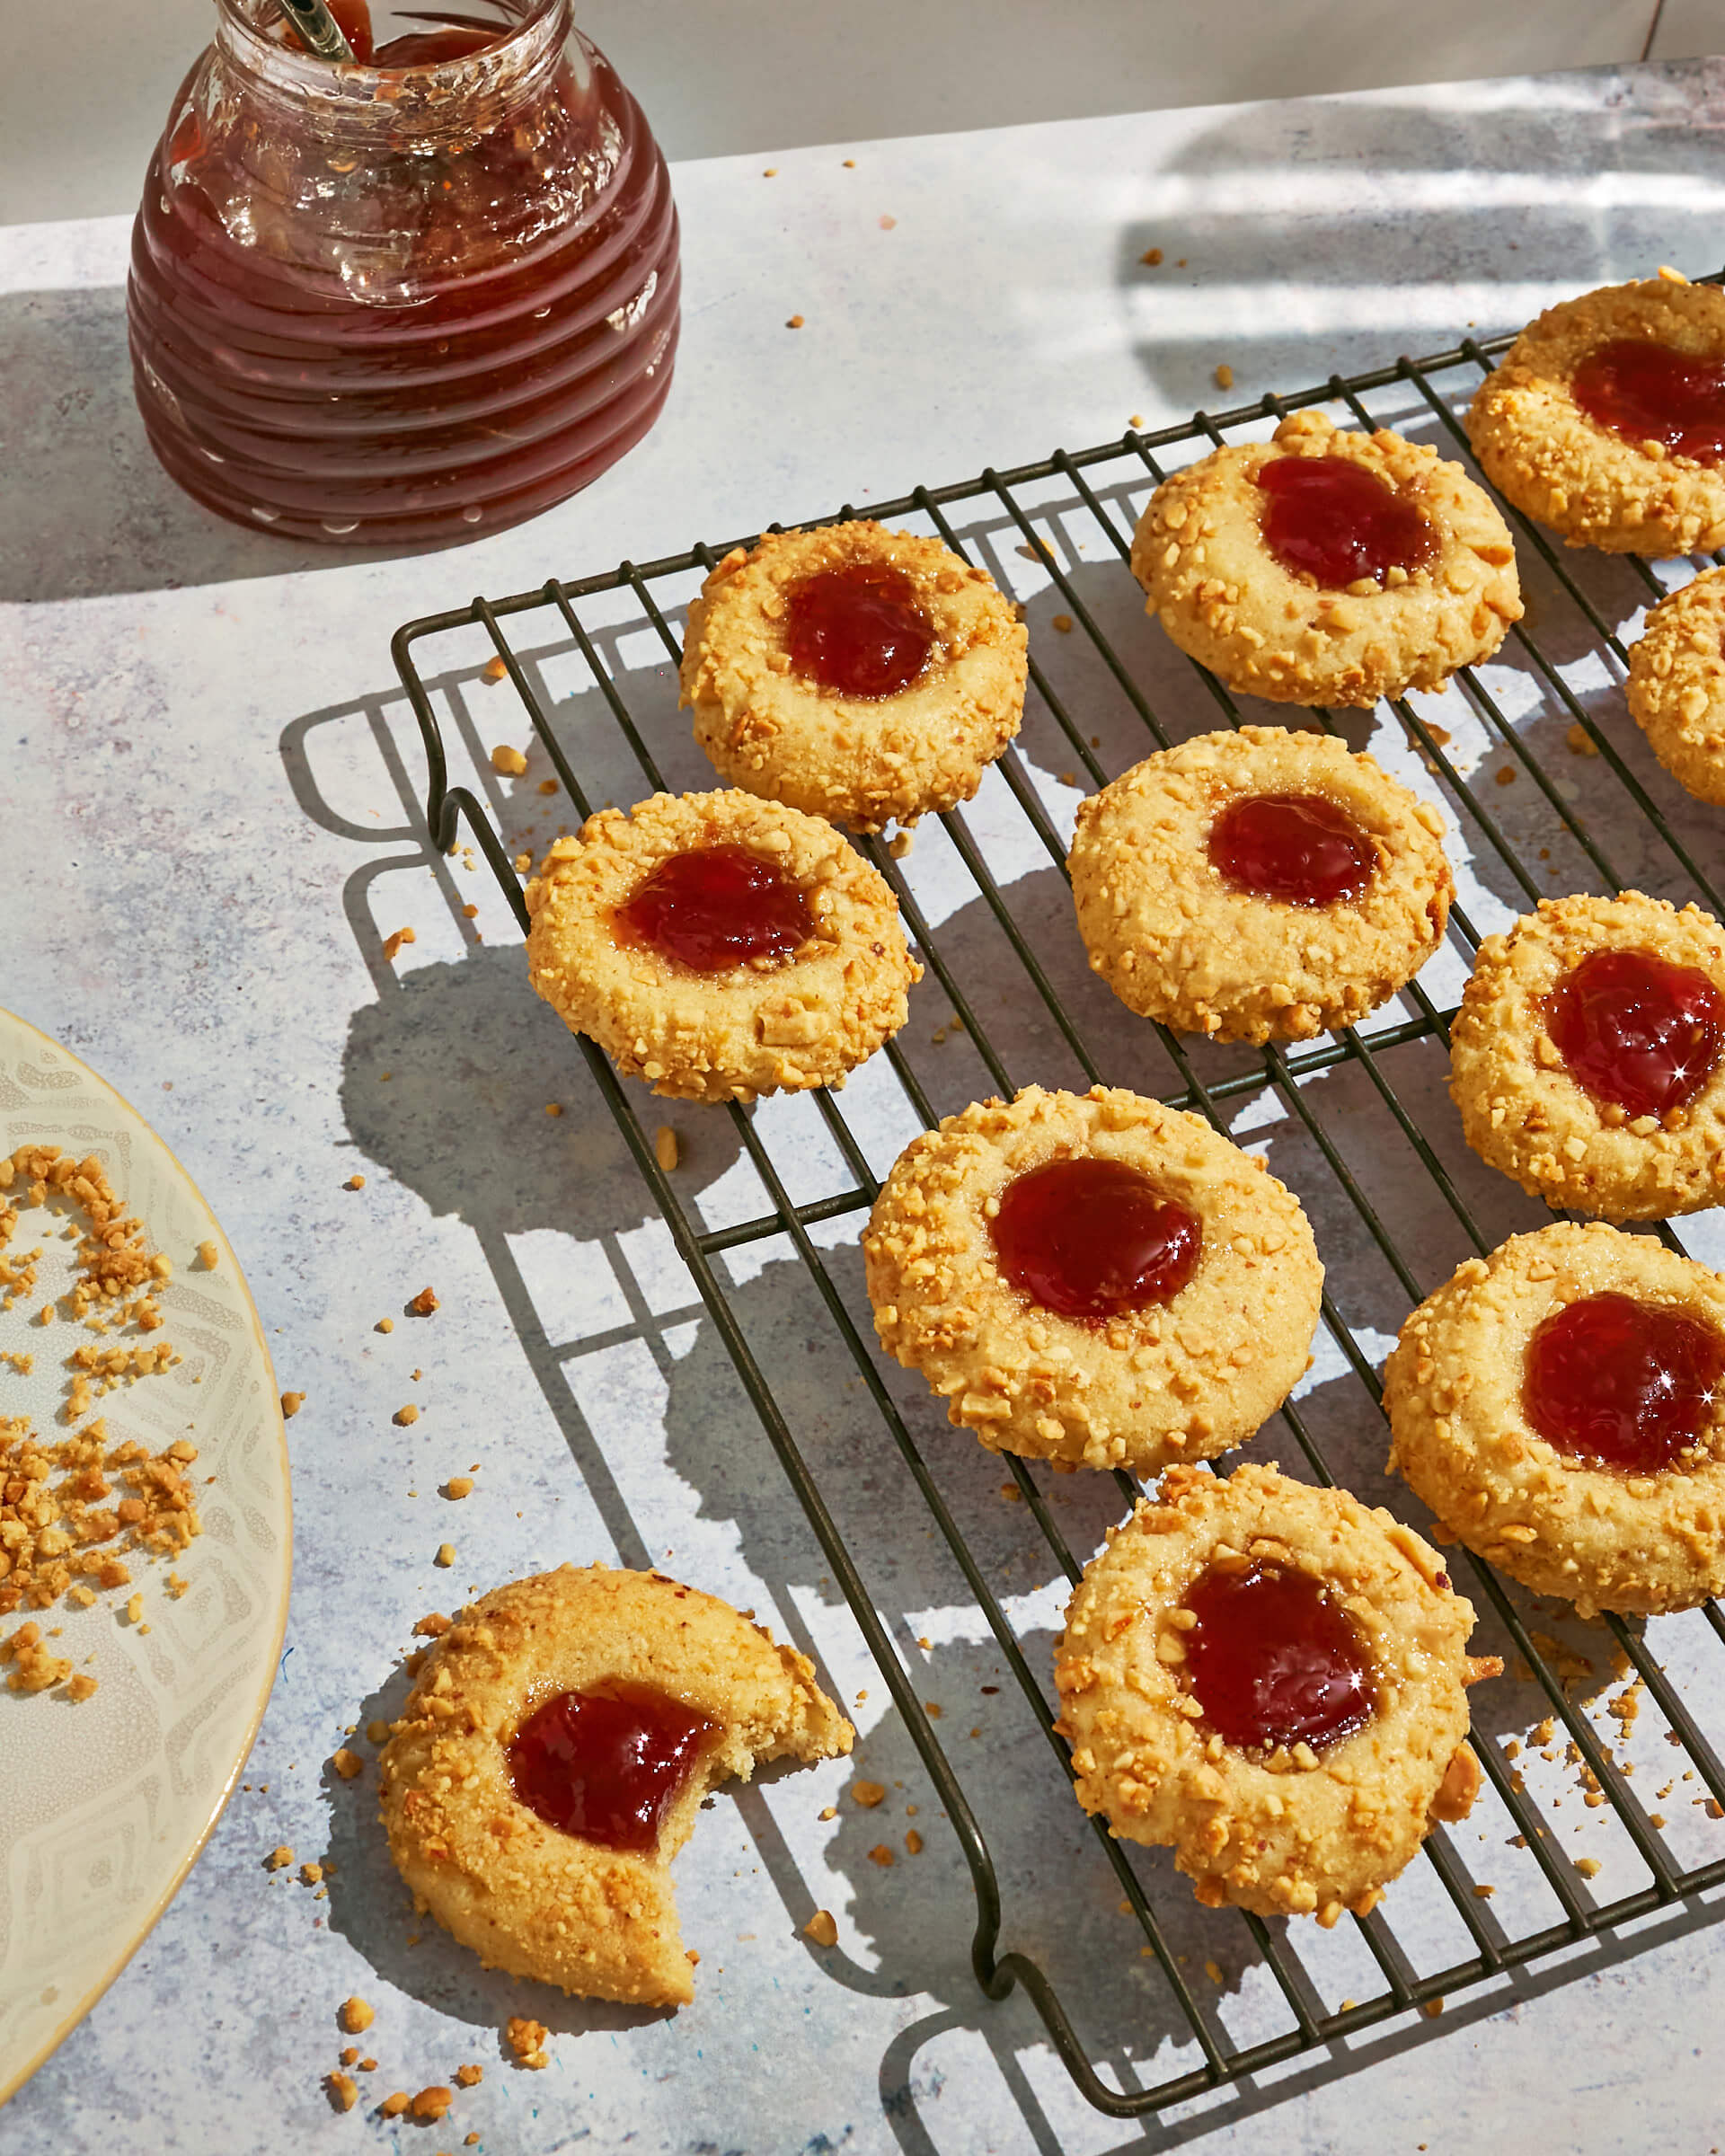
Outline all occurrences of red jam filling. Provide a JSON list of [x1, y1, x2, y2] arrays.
[[1570, 340, 1725, 465], [1181, 1560, 1375, 1754], [1523, 1291, 1724, 1473], [311, 0, 499, 65], [783, 563, 935, 699], [1546, 948, 1725, 1121], [1256, 454, 1439, 588], [989, 1156, 1201, 1325], [615, 845, 812, 973], [1208, 792, 1376, 907], [508, 1683, 718, 1851]]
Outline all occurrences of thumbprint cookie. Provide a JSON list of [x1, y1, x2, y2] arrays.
[[679, 522, 1028, 832], [1054, 1464, 1497, 1925], [1068, 726, 1452, 1043], [1385, 1224, 1725, 1618], [378, 1564, 852, 2007], [1130, 408, 1520, 707], [862, 1083, 1322, 1473], [1466, 273, 1725, 554], [525, 789, 920, 1103], [1449, 890, 1725, 1219], [1626, 567, 1725, 803]]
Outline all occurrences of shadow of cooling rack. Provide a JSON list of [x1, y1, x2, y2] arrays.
[[386, 326, 1725, 2123]]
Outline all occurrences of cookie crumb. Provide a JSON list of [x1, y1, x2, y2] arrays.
[[445, 1477, 473, 1501], [1140, 247, 1163, 266], [299, 1861, 323, 1886], [506, 2017, 550, 2070], [341, 1995, 375, 2033], [1214, 363, 1234, 390], [196, 1240, 219, 1270], [66, 1672, 98, 1701], [435, 1542, 456, 1568], [345, 1174, 366, 1190], [412, 2088, 454, 2123], [1565, 722, 1599, 757], [281, 1392, 305, 1418], [409, 1286, 439, 1317], [852, 1780, 886, 1807], [879, 215, 897, 230], [1658, 264, 1691, 284], [1051, 614, 1073, 633], [381, 927, 417, 961], [367, 1719, 393, 1743], [379, 2091, 411, 2118], [804, 1909, 838, 1947], [1422, 1998, 1444, 2019], [376, 1317, 393, 1332], [654, 1126, 679, 1173], [537, 778, 560, 796], [265, 1845, 294, 1870], [889, 831, 913, 858], [1576, 1856, 1603, 1877], [482, 657, 509, 685], [867, 1843, 895, 1867], [905, 1829, 923, 1854], [332, 1746, 364, 1780], [1494, 764, 1517, 786], [454, 2063, 483, 2088], [786, 314, 805, 330], [544, 1101, 563, 1117], [394, 1404, 420, 1427], [490, 744, 526, 774], [327, 2071, 358, 2112]]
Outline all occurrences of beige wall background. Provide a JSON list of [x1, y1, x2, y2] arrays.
[[6, 0, 1722, 224]]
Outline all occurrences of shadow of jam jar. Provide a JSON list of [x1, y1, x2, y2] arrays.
[[128, 0, 680, 543]]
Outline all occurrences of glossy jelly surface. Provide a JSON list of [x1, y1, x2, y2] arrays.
[[615, 845, 812, 973], [1546, 948, 1725, 1120], [1208, 791, 1376, 907], [1181, 1560, 1376, 1753], [508, 1683, 718, 1851], [1523, 1291, 1725, 1473], [1257, 454, 1438, 588], [128, 0, 680, 543], [990, 1156, 1201, 1324], [783, 563, 935, 699], [1571, 339, 1725, 464]]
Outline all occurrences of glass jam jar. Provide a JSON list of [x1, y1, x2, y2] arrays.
[[128, 0, 680, 543]]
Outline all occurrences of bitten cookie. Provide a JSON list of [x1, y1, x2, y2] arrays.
[[1466, 274, 1725, 554], [1384, 1224, 1725, 1618], [378, 1565, 853, 2007], [862, 1083, 1322, 1473], [525, 789, 920, 1103], [1626, 567, 1725, 803], [1448, 890, 1725, 1219], [679, 522, 1028, 832], [1068, 726, 1452, 1043], [1130, 409, 1520, 707], [1053, 1464, 1493, 1925]]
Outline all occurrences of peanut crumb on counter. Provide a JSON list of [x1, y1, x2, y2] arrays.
[[67, 1672, 98, 1701], [299, 1861, 323, 1886], [843, 157, 855, 166], [367, 1718, 392, 1743], [1566, 721, 1600, 756], [341, 1995, 375, 2033], [1204, 1958, 1224, 1984], [537, 779, 560, 796], [1659, 264, 1691, 284], [455, 2063, 483, 2088], [515, 853, 533, 872], [412, 2088, 454, 2122], [376, 1317, 394, 1333], [1472, 1883, 1495, 1898], [880, 214, 897, 230], [1051, 614, 1074, 633], [463, 903, 479, 920], [434, 1542, 456, 1568], [852, 1780, 886, 1807], [413, 1612, 452, 1638], [340, 2047, 358, 2067], [763, 166, 777, 177], [345, 1174, 366, 1190], [265, 1846, 294, 1871], [1214, 363, 1234, 390], [787, 314, 805, 329], [905, 1829, 924, 1855], [482, 657, 509, 685], [394, 1404, 420, 1427], [1495, 764, 1517, 785], [1128, 413, 1145, 428], [654, 1126, 679, 1172], [1140, 247, 1163, 265], [445, 1477, 474, 1501], [818, 1805, 836, 1820], [379, 2092, 411, 2118], [332, 1746, 364, 1780], [409, 1286, 439, 1317], [381, 927, 417, 961], [196, 1241, 219, 1270], [490, 744, 526, 776], [1576, 1856, 1603, 1877], [327, 2072, 358, 2112], [1422, 1999, 1444, 2019], [803, 1909, 838, 1947], [889, 831, 913, 858], [867, 1843, 895, 1867]]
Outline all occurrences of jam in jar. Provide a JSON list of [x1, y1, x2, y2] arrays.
[[128, 0, 680, 543]]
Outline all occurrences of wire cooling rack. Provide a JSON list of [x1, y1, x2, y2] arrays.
[[389, 329, 1725, 2124]]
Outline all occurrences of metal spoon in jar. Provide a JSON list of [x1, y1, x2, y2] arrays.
[[277, 0, 357, 61]]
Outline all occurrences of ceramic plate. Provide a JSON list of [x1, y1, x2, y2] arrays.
[[0, 1008, 291, 2103]]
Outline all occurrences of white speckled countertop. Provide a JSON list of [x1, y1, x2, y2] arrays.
[[5, 56, 1725, 2156]]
